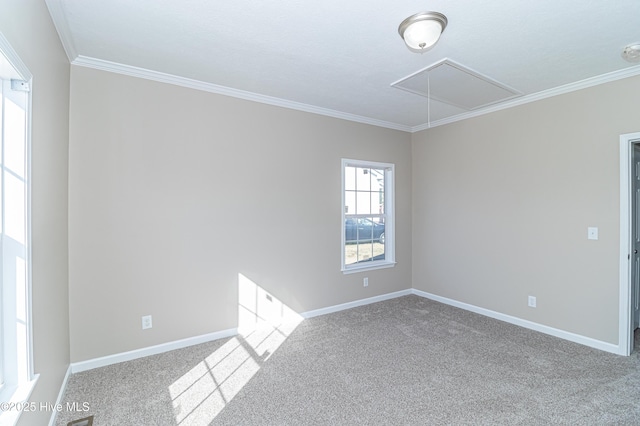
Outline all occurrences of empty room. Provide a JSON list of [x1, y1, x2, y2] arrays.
[[1, 1, 640, 425]]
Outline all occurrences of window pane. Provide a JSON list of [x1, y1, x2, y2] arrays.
[[5, 172, 25, 245], [0, 50, 33, 393], [344, 241, 357, 266], [345, 218, 357, 243], [354, 217, 384, 244], [15, 256, 28, 380], [344, 191, 356, 215], [357, 218, 374, 241], [356, 167, 371, 191], [372, 192, 383, 215], [342, 159, 393, 272], [357, 242, 373, 263], [356, 191, 371, 214], [373, 169, 384, 190], [4, 97, 26, 179], [345, 166, 356, 191], [0, 171, 3, 234], [0, 81, 2, 167], [374, 240, 385, 261], [355, 241, 385, 263]]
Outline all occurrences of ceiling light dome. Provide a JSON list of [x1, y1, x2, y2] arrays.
[[622, 44, 640, 63], [398, 12, 448, 53]]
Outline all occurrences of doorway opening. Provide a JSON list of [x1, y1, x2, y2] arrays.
[[619, 132, 640, 355]]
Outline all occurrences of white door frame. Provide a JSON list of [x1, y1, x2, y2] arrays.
[[619, 132, 640, 356]]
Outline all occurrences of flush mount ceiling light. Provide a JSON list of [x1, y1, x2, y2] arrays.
[[398, 11, 448, 53], [622, 44, 640, 63]]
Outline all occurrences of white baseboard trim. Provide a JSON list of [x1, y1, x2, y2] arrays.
[[411, 289, 621, 355], [48, 366, 72, 426], [68, 287, 620, 377], [70, 328, 237, 374], [69, 290, 413, 374], [301, 289, 412, 319]]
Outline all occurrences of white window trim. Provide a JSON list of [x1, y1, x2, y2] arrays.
[[0, 31, 37, 426], [341, 158, 396, 274]]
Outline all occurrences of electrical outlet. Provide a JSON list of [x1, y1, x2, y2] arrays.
[[142, 315, 153, 330], [528, 296, 536, 308], [363, 277, 369, 287]]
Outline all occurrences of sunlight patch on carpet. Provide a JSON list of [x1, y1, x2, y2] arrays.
[[168, 273, 303, 425]]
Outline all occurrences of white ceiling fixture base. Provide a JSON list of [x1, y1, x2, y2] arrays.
[[622, 44, 640, 63]]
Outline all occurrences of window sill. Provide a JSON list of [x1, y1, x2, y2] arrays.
[[0, 375, 39, 426], [342, 261, 396, 274]]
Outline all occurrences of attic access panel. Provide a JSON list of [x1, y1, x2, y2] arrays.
[[391, 59, 521, 111]]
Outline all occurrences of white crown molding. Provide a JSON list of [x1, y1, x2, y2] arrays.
[[412, 64, 640, 132], [72, 55, 413, 133], [0, 32, 32, 80], [45, 0, 78, 62], [70, 55, 640, 134]]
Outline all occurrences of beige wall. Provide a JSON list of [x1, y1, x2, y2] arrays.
[[0, 1, 71, 425], [68, 66, 412, 362], [412, 75, 640, 344], [2, 0, 637, 418]]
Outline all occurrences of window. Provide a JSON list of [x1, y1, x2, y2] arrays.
[[0, 33, 35, 423], [341, 159, 395, 273]]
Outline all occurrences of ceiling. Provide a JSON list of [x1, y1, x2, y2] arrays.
[[46, 0, 640, 132]]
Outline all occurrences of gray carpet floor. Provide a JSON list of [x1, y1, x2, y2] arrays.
[[56, 295, 640, 425]]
